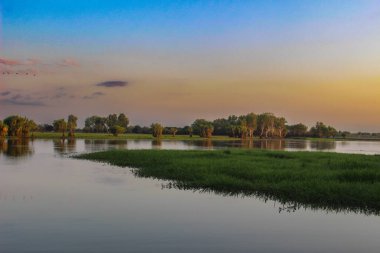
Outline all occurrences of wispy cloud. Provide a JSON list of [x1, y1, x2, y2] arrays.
[[92, 91, 105, 96], [25, 58, 40, 65], [0, 91, 11, 96], [0, 57, 40, 66], [0, 57, 80, 76], [0, 57, 23, 66], [83, 91, 106, 99], [96, 80, 128, 88], [57, 58, 80, 67], [0, 98, 46, 106]]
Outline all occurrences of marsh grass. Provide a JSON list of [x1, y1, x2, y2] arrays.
[[76, 149, 380, 215]]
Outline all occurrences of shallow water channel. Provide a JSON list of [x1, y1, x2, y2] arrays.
[[0, 139, 379, 252]]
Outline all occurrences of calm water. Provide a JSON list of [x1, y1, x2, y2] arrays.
[[0, 139, 379, 253]]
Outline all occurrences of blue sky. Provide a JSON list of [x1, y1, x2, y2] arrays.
[[1, 1, 380, 131]]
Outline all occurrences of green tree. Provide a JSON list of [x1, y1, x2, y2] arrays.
[[170, 127, 178, 137], [287, 123, 308, 137], [227, 115, 239, 137], [0, 121, 8, 138], [84, 116, 107, 132], [110, 125, 126, 136], [106, 113, 129, 133], [237, 116, 248, 139], [53, 119, 67, 138], [3, 115, 36, 138], [151, 123, 163, 138], [212, 118, 231, 136], [246, 113, 257, 138], [192, 119, 214, 138], [183, 126, 193, 137], [22, 119, 37, 138], [327, 126, 337, 138], [67, 114, 78, 138], [106, 114, 118, 131], [257, 113, 275, 138], [274, 117, 287, 138], [117, 113, 129, 128], [310, 122, 330, 138], [4, 115, 24, 138]]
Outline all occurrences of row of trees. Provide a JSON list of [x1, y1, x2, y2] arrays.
[[0, 116, 37, 138], [202, 113, 287, 139], [1, 112, 344, 139], [83, 113, 129, 136]]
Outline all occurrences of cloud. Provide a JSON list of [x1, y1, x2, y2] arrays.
[[96, 80, 128, 88], [0, 91, 11, 96], [25, 58, 40, 65], [0, 57, 79, 77], [11, 94, 23, 100], [0, 57, 22, 66], [92, 91, 105, 96], [0, 99, 46, 106], [57, 58, 80, 67], [0, 57, 40, 66], [82, 91, 106, 99], [0, 93, 46, 106]]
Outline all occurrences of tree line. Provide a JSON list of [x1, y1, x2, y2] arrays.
[[0, 112, 349, 139]]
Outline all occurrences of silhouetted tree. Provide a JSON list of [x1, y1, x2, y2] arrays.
[[110, 125, 126, 136], [170, 127, 178, 137], [151, 123, 163, 138], [67, 114, 78, 138], [192, 119, 214, 138], [53, 119, 67, 138]]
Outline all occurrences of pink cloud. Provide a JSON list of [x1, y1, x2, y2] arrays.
[[0, 57, 23, 66], [58, 58, 80, 67], [25, 58, 41, 65], [0, 57, 80, 77]]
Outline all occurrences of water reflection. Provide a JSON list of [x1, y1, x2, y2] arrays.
[[202, 139, 213, 149], [1, 138, 380, 160], [310, 141, 336, 150], [0, 139, 34, 158], [152, 139, 162, 148], [53, 138, 77, 155], [159, 180, 379, 216], [84, 139, 128, 152], [1, 139, 380, 253]]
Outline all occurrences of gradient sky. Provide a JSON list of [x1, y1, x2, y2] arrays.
[[1, 0, 380, 131]]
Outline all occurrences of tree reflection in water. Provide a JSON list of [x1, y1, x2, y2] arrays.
[[152, 139, 162, 148], [53, 138, 77, 155], [0, 139, 34, 158], [310, 140, 336, 150], [84, 139, 128, 152], [202, 139, 213, 149]]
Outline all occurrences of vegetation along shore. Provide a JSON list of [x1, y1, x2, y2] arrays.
[[76, 149, 380, 215], [1, 112, 380, 140]]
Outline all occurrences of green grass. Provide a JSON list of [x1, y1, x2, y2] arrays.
[[32, 132, 239, 140], [76, 149, 380, 215]]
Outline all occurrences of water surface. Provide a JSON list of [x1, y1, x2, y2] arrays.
[[0, 139, 379, 253]]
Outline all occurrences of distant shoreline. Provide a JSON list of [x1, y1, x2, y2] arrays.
[[7, 132, 380, 142]]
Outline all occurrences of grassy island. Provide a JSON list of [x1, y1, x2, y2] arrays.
[[76, 149, 380, 214]]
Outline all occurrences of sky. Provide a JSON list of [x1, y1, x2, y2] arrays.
[[1, 0, 380, 131]]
